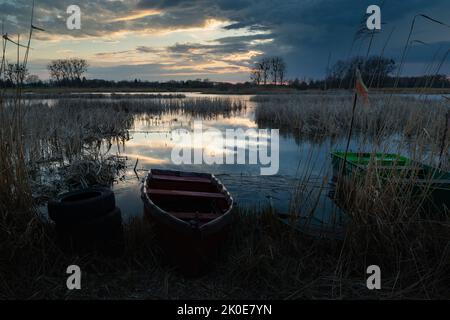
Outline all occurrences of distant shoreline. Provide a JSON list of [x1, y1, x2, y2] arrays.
[[7, 86, 450, 95]]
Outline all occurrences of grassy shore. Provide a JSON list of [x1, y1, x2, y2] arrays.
[[1, 205, 449, 299]]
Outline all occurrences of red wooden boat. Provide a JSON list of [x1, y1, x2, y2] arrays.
[[141, 169, 234, 276]]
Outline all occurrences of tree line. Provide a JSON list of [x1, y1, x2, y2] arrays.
[[250, 56, 287, 85], [1, 55, 448, 90], [47, 58, 89, 85], [287, 55, 450, 90], [3, 63, 29, 85], [325, 56, 396, 89], [0, 58, 89, 87]]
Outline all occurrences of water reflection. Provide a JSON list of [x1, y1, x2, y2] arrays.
[[94, 95, 349, 236]]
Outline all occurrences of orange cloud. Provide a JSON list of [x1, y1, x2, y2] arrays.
[[109, 9, 162, 22]]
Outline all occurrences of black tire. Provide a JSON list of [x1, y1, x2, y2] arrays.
[[56, 207, 124, 257], [48, 187, 115, 224]]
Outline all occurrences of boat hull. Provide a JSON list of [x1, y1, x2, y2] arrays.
[[331, 152, 450, 213], [141, 170, 233, 276]]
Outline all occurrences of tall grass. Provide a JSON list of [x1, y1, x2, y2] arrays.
[[0, 9, 35, 229], [331, 163, 450, 298], [253, 94, 449, 151], [22, 97, 246, 163], [0, 5, 54, 299], [252, 91, 450, 298]]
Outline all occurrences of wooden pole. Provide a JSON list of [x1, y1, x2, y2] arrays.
[[339, 92, 358, 178]]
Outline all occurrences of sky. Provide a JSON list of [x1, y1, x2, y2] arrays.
[[1, 0, 450, 82]]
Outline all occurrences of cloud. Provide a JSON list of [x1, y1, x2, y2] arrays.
[[87, 32, 271, 78], [142, 0, 450, 76], [3, 0, 450, 80], [86, 63, 250, 82], [108, 9, 162, 23]]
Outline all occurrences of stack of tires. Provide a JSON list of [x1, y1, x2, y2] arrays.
[[48, 188, 124, 257]]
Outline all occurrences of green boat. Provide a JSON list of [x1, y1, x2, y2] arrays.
[[331, 152, 450, 212]]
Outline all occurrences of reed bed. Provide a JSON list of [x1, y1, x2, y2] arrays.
[[14, 96, 245, 201], [253, 94, 449, 150], [15, 97, 240, 150], [22, 97, 245, 162], [331, 165, 450, 299], [10, 93, 186, 100], [0, 9, 49, 301]]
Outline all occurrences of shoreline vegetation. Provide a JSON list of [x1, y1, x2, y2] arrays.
[[2, 206, 449, 299], [5, 86, 450, 95]]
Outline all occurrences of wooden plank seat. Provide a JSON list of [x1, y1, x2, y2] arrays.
[[151, 174, 211, 184], [373, 166, 423, 170], [148, 188, 226, 199], [409, 179, 450, 185]]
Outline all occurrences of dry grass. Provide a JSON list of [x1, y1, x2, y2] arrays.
[[23, 97, 245, 153], [5, 92, 187, 99], [2, 207, 448, 299], [329, 163, 450, 296], [253, 94, 449, 150]]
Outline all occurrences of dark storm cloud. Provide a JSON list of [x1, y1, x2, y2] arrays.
[[135, 0, 450, 77], [0, 0, 133, 37], [165, 33, 272, 56]]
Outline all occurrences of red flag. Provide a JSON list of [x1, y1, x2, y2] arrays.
[[355, 68, 369, 103]]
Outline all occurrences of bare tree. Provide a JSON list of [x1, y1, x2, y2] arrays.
[[47, 59, 64, 82], [250, 59, 270, 85], [251, 56, 287, 86], [250, 61, 264, 86], [71, 58, 88, 81], [250, 65, 262, 85], [261, 58, 271, 85], [270, 57, 280, 85], [269, 57, 286, 85], [47, 58, 88, 84], [25, 74, 40, 85], [5, 63, 29, 85], [278, 59, 287, 85]]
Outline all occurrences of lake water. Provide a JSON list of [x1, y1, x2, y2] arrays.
[[32, 92, 445, 236], [52, 93, 346, 233]]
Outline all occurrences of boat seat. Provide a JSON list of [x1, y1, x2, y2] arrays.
[[374, 166, 422, 170], [151, 174, 211, 184], [148, 188, 227, 199], [171, 212, 222, 221]]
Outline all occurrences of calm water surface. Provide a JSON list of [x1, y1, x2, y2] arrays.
[[97, 93, 349, 233], [34, 92, 443, 235]]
